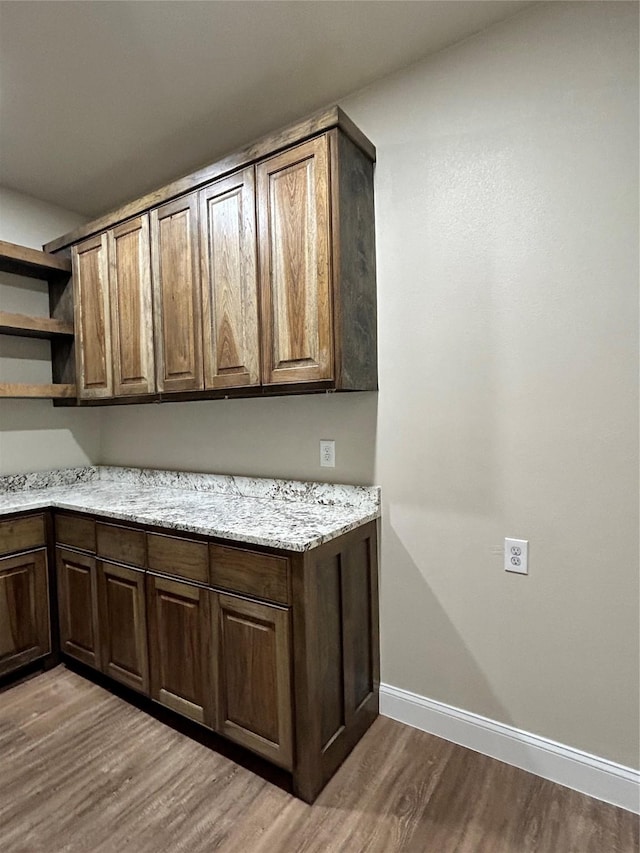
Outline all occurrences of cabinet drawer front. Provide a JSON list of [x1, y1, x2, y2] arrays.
[[97, 523, 146, 568], [210, 544, 289, 604], [147, 533, 208, 583], [0, 514, 46, 557], [55, 514, 96, 553]]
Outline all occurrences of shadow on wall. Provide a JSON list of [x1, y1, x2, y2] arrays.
[[0, 399, 101, 475], [99, 390, 379, 486], [380, 520, 509, 725]]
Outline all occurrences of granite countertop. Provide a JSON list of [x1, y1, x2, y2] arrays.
[[0, 467, 380, 552]]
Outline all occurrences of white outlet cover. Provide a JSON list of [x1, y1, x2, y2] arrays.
[[320, 439, 335, 467], [505, 538, 528, 574]]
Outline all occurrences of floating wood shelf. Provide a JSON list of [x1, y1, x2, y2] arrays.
[[0, 383, 77, 399], [0, 240, 71, 279], [0, 311, 74, 339]]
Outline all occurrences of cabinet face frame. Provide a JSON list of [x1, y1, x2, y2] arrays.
[[97, 560, 149, 694], [72, 233, 113, 399], [0, 549, 50, 676], [199, 168, 260, 389], [213, 592, 293, 769], [108, 214, 155, 396], [146, 573, 214, 726], [257, 135, 334, 386], [56, 547, 101, 669], [150, 194, 204, 392]]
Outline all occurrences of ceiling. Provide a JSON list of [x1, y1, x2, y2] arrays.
[[0, 1, 534, 218]]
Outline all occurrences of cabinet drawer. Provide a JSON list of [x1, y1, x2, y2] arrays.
[[97, 523, 146, 568], [0, 514, 46, 556], [147, 533, 208, 583], [55, 514, 96, 552], [210, 544, 289, 605]]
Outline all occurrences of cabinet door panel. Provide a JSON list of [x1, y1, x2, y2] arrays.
[[200, 168, 259, 389], [0, 550, 50, 676], [151, 194, 203, 392], [98, 561, 148, 693], [72, 233, 112, 398], [257, 136, 333, 385], [108, 215, 155, 395], [214, 593, 292, 769], [56, 547, 100, 669], [146, 574, 213, 725]]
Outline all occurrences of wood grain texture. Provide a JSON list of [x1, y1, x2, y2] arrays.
[[49, 268, 77, 390], [108, 215, 155, 395], [151, 194, 204, 392], [146, 573, 214, 726], [98, 561, 149, 694], [0, 383, 77, 399], [330, 129, 378, 391], [96, 522, 146, 568], [147, 533, 208, 584], [199, 168, 260, 389], [0, 550, 50, 677], [0, 667, 636, 853], [43, 106, 376, 254], [0, 312, 74, 338], [257, 135, 333, 385], [214, 593, 292, 769], [209, 543, 289, 605], [56, 547, 101, 669], [72, 233, 113, 399], [0, 515, 46, 557], [55, 513, 96, 553], [0, 239, 71, 277]]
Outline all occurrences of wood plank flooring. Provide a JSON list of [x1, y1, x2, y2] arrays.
[[0, 666, 637, 853]]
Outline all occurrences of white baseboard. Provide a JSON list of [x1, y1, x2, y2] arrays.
[[380, 682, 640, 814]]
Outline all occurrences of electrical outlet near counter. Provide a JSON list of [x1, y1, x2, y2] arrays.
[[320, 439, 336, 467], [505, 538, 529, 574]]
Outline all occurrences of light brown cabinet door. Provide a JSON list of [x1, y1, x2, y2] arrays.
[[0, 550, 50, 677], [199, 168, 260, 389], [257, 135, 333, 385], [56, 547, 101, 669], [213, 593, 292, 769], [108, 215, 155, 396], [151, 194, 204, 392], [98, 561, 149, 694], [72, 233, 113, 398], [146, 574, 213, 726]]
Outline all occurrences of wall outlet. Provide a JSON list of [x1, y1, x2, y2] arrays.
[[505, 538, 528, 574], [320, 439, 336, 467]]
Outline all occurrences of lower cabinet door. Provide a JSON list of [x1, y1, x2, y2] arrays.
[[146, 574, 214, 726], [98, 561, 149, 694], [213, 593, 292, 769], [56, 547, 101, 669], [0, 549, 50, 676]]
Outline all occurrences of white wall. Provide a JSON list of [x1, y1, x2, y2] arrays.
[[0, 187, 100, 474], [101, 1, 639, 768]]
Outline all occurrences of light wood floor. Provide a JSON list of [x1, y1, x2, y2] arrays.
[[0, 667, 636, 853]]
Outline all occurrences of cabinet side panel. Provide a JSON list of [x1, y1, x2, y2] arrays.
[[316, 554, 345, 748], [333, 131, 377, 391]]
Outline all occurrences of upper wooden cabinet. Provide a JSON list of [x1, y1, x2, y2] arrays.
[[257, 136, 332, 385], [72, 215, 155, 400], [52, 107, 377, 404], [199, 168, 260, 390], [151, 194, 204, 393], [72, 234, 112, 399]]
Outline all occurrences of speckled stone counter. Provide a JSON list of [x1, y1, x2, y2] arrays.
[[0, 467, 380, 552]]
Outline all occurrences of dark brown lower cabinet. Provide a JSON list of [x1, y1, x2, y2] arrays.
[[56, 547, 101, 669], [146, 573, 214, 727], [213, 593, 292, 769], [0, 549, 50, 676], [97, 561, 149, 693]]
